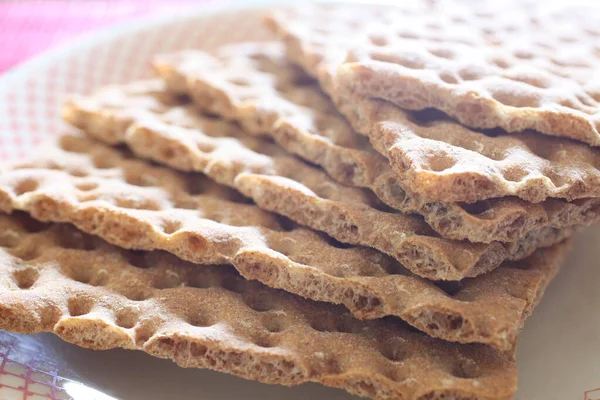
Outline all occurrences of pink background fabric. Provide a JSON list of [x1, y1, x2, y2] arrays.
[[0, 0, 208, 73]]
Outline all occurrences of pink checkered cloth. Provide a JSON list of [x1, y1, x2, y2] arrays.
[[0, 0, 208, 73]]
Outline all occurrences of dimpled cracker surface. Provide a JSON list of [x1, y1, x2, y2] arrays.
[[0, 213, 517, 400], [152, 42, 600, 243], [0, 133, 572, 350], [266, 3, 600, 203], [266, 1, 600, 147], [61, 81, 576, 281]]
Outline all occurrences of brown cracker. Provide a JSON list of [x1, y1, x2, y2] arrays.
[[152, 42, 600, 243], [0, 133, 571, 350], [266, 1, 600, 147], [266, 3, 600, 203], [61, 80, 575, 281], [0, 212, 517, 400]]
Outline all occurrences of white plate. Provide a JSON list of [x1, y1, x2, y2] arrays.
[[0, 2, 599, 399]]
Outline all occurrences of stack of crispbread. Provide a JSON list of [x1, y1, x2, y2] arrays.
[[1, 1, 598, 398]]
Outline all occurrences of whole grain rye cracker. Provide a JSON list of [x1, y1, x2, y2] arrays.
[[266, 3, 600, 204], [0, 213, 517, 400], [266, 1, 600, 147], [152, 43, 600, 244], [60, 81, 576, 281], [0, 133, 573, 350]]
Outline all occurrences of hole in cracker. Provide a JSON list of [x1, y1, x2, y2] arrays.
[[13, 268, 39, 289], [114, 197, 162, 211], [438, 71, 459, 84], [243, 293, 274, 313], [18, 247, 41, 261], [428, 155, 456, 172], [152, 269, 183, 290], [14, 179, 39, 196], [457, 66, 484, 81], [134, 325, 156, 345], [228, 78, 250, 87], [514, 49, 535, 60], [428, 47, 455, 60], [68, 169, 88, 178], [125, 172, 159, 187], [115, 310, 138, 329], [451, 358, 482, 379], [160, 219, 182, 235], [587, 90, 600, 104], [310, 316, 333, 332], [262, 315, 286, 333], [197, 141, 217, 153], [397, 31, 418, 40], [490, 88, 542, 108], [505, 74, 550, 90], [380, 340, 408, 363], [502, 167, 528, 182], [67, 297, 93, 317], [382, 368, 406, 383], [558, 97, 589, 112], [75, 182, 98, 192], [92, 155, 118, 169], [70, 266, 109, 287], [186, 235, 208, 254], [253, 334, 277, 348], [369, 34, 388, 46], [0, 230, 20, 248], [125, 289, 149, 302], [188, 312, 215, 328], [491, 58, 511, 69], [576, 93, 597, 108], [369, 51, 425, 70]]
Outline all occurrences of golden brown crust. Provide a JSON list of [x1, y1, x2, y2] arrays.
[[0, 133, 572, 350], [60, 81, 576, 281], [152, 43, 600, 243], [0, 212, 517, 399], [266, 3, 600, 203]]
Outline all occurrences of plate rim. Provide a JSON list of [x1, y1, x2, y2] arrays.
[[0, 0, 284, 92]]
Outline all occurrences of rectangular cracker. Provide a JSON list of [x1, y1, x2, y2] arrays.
[[151, 42, 600, 244], [266, 2, 600, 147], [0, 133, 571, 350], [0, 212, 517, 399], [60, 80, 576, 282], [266, 3, 600, 203]]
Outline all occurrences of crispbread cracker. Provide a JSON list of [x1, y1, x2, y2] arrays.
[[61, 81, 575, 280], [0, 212, 517, 399], [0, 133, 572, 350], [266, 4, 600, 203], [152, 43, 600, 243], [266, 1, 600, 147]]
